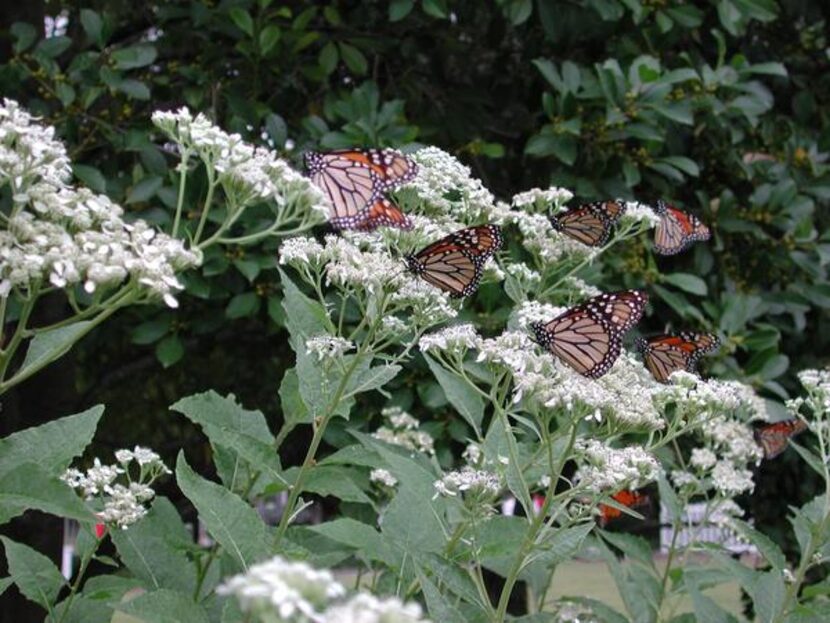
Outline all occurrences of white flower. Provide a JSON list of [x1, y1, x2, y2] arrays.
[[369, 469, 398, 488], [574, 440, 659, 493], [434, 466, 501, 499], [98, 483, 154, 529], [306, 335, 354, 362], [279, 236, 326, 266], [418, 323, 480, 355], [401, 147, 495, 222], [217, 556, 346, 622], [622, 201, 661, 228], [700, 416, 763, 464], [511, 187, 573, 211], [514, 300, 567, 330], [711, 461, 755, 496], [671, 470, 697, 488], [690, 447, 717, 471], [322, 593, 429, 623], [373, 407, 434, 455], [383, 407, 419, 430]]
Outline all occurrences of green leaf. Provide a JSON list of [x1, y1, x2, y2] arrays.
[[0, 405, 102, 476], [18, 322, 93, 381], [55, 83, 76, 107], [233, 259, 261, 282], [126, 176, 163, 204], [110, 498, 198, 594], [80, 9, 104, 46], [423, 353, 484, 436], [535, 523, 595, 566], [729, 518, 786, 569], [657, 473, 683, 521], [226, 292, 260, 319], [114, 589, 210, 623], [687, 581, 737, 623], [279, 368, 312, 429], [112, 44, 157, 69], [343, 364, 401, 401], [650, 100, 693, 125], [389, 0, 415, 21], [658, 156, 700, 177], [319, 42, 339, 74], [307, 518, 399, 567], [662, 272, 708, 296], [259, 25, 281, 54], [229, 8, 254, 36], [131, 317, 171, 345], [35, 36, 72, 58], [0, 463, 94, 524], [750, 570, 785, 623], [155, 335, 184, 368], [0, 577, 11, 597], [72, 164, 107, 192], [418, 570, 467, 623], [599, 530, 656, 570], [11, 22, 37, 53], [117, 79, 151, 100], [422, 0, 449, 18], [175, 453, 270, 571], [338, 42, 368, 75], [296, 465, 371, 504], [789, 441, 826, 477], [1, 537, 65, 611], [279, 268, 330, 342]]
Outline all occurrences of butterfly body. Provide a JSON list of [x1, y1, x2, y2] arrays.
[[754, 419, 808, 459], [653, 200, 711, 255], [636, 332, 720, 383], [304, 148, 417, 230], [406, 225, 503, 298], [549, 200, 626, 247], [531, 290, 648, 378]]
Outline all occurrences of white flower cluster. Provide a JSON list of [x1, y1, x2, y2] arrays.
[[504, 262, 542, 291], [433, 466, 501, 499], [152, 107, 328, 217], [511, 186, 574, 212], [322, 593, 429, 623], [279, 234, 457, 327], [622, 200, 661, 228], [373, 407, 435, 455], [61, 447, 169, 529], [401, 146, 495, 223], [711, 461, 755, 497], [217, 556, 346, 622], [419, 323, 480, 355], [790, 368, 830, 418], [369, 468, 398, 488], [0, 100, 200, 305], [306, 335, 354, 362], [574, 440, 659, 493], [659, 373, 766, 424]]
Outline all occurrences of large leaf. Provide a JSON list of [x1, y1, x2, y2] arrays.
[[0, 405, 102, 476], [16, 322, 93, 382], [729, 518, 786, 570], [279, 268, 330, 343], [307, 518, 400, 567], [175, 454, 270, 571], [423, 353, 484, 436], [114, 589, 210, 623], [0, 463, 93, 524], [1, 537, 65, 612], [110, 497, 198, 595]]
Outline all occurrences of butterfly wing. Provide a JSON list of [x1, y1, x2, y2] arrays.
[[637, 332, 720, 383], [406, 225, 503, 298], [585, 290, 648, 333], [550, 201, 627, 247], [599, 490, 649, 527], [304, 149, 417, 230], [755, 419, 808, 459], [531, 309, 622, 379], [653, 201, 711, 256], [353, 197, 413, 231]]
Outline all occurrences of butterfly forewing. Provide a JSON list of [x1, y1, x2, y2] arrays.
[[406, 225, 503, 298], [549, 201, 627, 247], [352, 197, 413, 231], [755, 419, 808, 459], [653, 201, 711, 256], [637, 332, 720, 383], [585, 290, 648, 333]]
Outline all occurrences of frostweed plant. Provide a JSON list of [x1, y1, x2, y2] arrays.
[[0, 100, 326, 395]]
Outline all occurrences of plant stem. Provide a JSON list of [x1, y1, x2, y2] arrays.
[[193, 172, 218, 244], [171, 149, 191, 238], [56, 539, 97, 623], [0, 292, 37, 381]]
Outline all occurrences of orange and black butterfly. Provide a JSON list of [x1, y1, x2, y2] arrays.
[[754, 419, 809, 459], [636, 332, 720, 383], [530, 290, 648, 379], [549, 200, 626, 247], [653, 200, 710, 255], [304, 148, 417, 230], [598, 490, 650, 527], [405, 225, 503, 298]]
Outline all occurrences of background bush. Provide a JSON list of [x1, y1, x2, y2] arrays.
[[1, 0, 829, 614]]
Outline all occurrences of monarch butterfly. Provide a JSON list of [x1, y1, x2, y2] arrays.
[[754, 419, 809, 459], [304, 148, 417, 230], [549, 201, 627, 247], [405, 225, 503, 298], [351, 197, 412, 231], [530, 290, 648, 379], [653, 200, 711, 255], [636, 332, 720, 383], [598, 490, 649, 527]]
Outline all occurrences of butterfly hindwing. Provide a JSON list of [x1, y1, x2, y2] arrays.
[[754, 419, 808, 459], [653, 200, 711, 256], [637, 332, 720, 383], [549, 200, 627, 247]]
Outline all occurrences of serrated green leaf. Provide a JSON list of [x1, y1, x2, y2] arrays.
[[1, 537, 65, 611]]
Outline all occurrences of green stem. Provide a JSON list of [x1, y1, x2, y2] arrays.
[[0, 292, 38, 381], [493, 424, 578, 622], [193, 172, 218, 244], [171, 149, 191, 238], [56, 538, 97, 623]]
